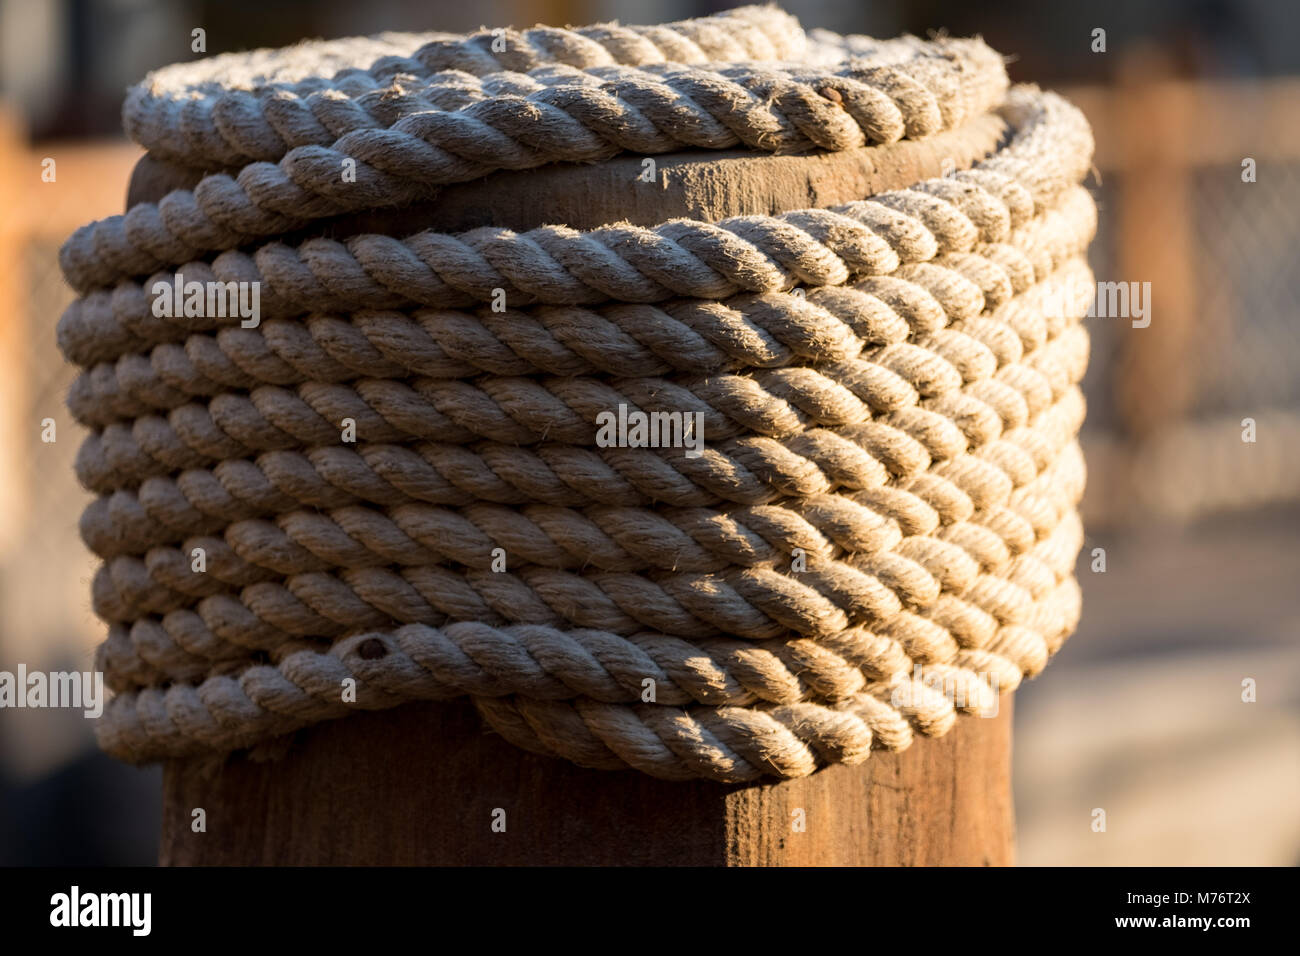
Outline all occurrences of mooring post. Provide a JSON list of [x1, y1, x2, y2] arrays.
[[130, 120, 1019, 866]]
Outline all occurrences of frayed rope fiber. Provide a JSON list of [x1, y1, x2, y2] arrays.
[[59, 5, 1095, 782]]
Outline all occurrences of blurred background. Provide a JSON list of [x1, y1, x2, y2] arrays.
[[0, 0, 1296, 865]]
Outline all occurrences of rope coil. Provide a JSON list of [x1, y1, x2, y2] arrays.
[[60, 5, 1095, 782]]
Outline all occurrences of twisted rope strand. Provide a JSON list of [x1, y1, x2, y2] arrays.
[[56, 90, 1090, 367], [75, 257, 1094, 562], [89, 435, 1084, 650], [95, 438, 1084, 705], [68, 227, 1093, 503], [91, 466, 1084, 688], [86, 370, 1089, 575], [94, 560, 1080, 777], [83, 387, 1086, 702], [64, 49, 1010, 293], [65, 192, 1094, 427], [66, 263, 983, 425], [96, 489, 1081, 775], [123, 6, 812, 164], [131, 39, 1005, 170], [82, 340, 1089, 681]]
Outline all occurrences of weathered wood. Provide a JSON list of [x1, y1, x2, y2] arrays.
[[141, 115, 1018, 866], [161, 697, 1013, 866], [127, 113, 1008, 234]]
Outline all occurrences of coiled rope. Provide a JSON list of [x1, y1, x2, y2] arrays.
[[60, 5, 1095, 781]]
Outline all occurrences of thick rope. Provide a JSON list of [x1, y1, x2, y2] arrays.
[[57, 88, 1091, 368], [87, 419, 1086, 648], [63, 34, 1009, 293], [123, 6, 810, 164], [62, 6, 1095, 781], [94, 439, 1087, 691], [66, 195, 1095, 427], [71, 310, 1090, 492], [124, 6, 1004, 167]]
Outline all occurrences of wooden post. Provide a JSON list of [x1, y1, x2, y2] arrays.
[[124, 117, 1018, 866], [1111, 49, 1198, 441], [160, 697, 1013, 866], [0, 108, 30, 559]]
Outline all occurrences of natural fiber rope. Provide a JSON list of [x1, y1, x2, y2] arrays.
[[66, 191, 1096, 427], [61, 10, 1012, 295], [123, 7, 1002, 168], [61, 6, 1095, 781]]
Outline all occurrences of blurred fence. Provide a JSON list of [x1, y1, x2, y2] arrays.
[[1067, 75, 1300, 526]]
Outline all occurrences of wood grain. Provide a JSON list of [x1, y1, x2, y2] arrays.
[[161, 697, 1013, 866]]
